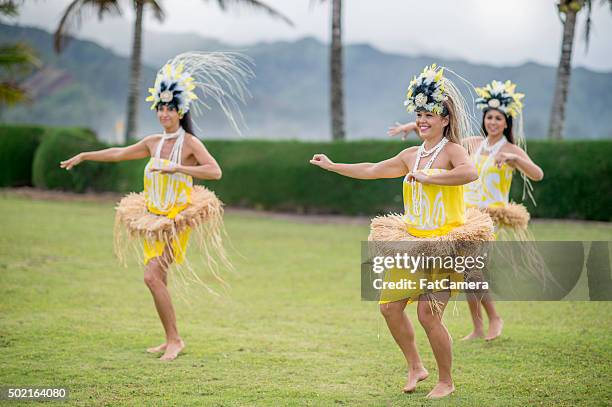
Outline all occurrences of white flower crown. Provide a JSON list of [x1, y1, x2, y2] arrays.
[[475, 80, 524, 118]]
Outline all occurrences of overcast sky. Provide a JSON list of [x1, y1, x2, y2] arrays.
[[13, 0, 612, 71]]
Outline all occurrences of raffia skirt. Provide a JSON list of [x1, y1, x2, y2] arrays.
[[484, 203, 530, 231], [478, 203, 553, 288], [113, 185, 229, 287], [368, 208, 495, 306]]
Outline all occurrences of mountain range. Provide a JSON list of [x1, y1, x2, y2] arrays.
[[1, 22, 611, 142]]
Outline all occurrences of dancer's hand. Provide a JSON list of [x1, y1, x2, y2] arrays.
[[60, 153, 84, 170], [495, 152, 518, 168], [387, 122, 416, 140], [151, 162, 179, 174], [310, 154, 334, 171], [406, 171, 429, 184]]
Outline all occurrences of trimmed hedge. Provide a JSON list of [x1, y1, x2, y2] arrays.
[[204, 140, 612, 221], [1, 124, 610, 221], [509, 141, 611, 220], [31, 127, 115, 192], [0, 124, 46, 187]]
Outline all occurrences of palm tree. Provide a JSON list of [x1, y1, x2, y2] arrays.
[[54, 0, 293, 142], [329, 0, 345, 141], [0, 0, 40, 106], [314, 0, 345, 140], [548, 0, 612, 139]]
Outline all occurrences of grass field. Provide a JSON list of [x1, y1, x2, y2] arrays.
[[0, 194, 611, 406]]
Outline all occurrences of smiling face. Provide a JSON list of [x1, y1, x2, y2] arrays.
[[483, 109, 508, 138], [156, 103, 182, 131], [416, 110, 449, 141]]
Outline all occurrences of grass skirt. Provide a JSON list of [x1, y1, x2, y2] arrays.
[[369, 208, 495, 309], [481, 206, 555, 291], [368, 208, 495, 258], [113, 185, 230, 290], [485, 203, 530, 230]]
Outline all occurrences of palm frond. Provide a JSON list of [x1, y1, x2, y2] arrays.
[[0, 82, 27, 105], [54, 0, 123, 53], [212, 0, 293, 26], [142, 0, 165, 21], [0, 43, 40, 68], [583, 0, 593, 50], [0, 0, 21, 18]]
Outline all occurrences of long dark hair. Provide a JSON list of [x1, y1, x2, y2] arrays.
[[481, 108, 514, 144], [180, 111, 196, 137]]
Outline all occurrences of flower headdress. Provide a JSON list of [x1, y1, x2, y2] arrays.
[[146, 63, 197, 116], [403, 63, 484, 151], [146, 51, 254, 134], [404, 64, 448, 115], [475, 80, 524, 118]]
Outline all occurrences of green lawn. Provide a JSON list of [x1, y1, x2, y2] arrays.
[[0, 194, 611, 406]]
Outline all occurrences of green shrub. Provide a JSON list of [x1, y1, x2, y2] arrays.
[[509, 140, 611, 221], [31, 127, 115, 192], [204, 140, 408, 215], [0, 124, 46, 186], [203, 139, 611, 221]]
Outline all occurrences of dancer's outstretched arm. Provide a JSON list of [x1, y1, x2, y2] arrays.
[[408, 143, 478, 186], [387, 121, 419, 140], [60, 137, 151, 170], [309, 149, 413, 180]]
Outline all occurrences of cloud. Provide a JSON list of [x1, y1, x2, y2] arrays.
[[15, 0, 612, 71]]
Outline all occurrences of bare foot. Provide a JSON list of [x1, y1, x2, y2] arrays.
[[485, 317, 503, 341], [461, 330, 484, 341], [425, 381, 455, 399], [159, 339, 185, 361], [146, 343, 167, 353], [403, 367, 429, 393]]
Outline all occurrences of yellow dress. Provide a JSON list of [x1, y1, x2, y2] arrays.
[[379, 169, 466, 304], [465, 145, 530, 230], [465, 154, 513, 209], [142, 157, 193, 265]]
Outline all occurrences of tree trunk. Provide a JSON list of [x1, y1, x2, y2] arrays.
[[548, 6, 578, 140], [125, 0, 144, 143], [330, 0, 345, 141]]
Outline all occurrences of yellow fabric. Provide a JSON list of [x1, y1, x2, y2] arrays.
[[143, 158, 193, 219], [379, 266, 465, 304], [379, 169, 466, 304], [403, 169, 466, 235], [465, 154, 513, 209], [142, 158, 193, 264], [143, 227, 192, 265]]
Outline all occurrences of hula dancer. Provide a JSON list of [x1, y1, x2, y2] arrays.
[[461, 80, 544, 340], [60, 52, 253, 360], [311, 65, 494, 398]]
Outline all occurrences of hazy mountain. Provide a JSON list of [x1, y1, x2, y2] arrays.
[[1, 22, 611, 142]]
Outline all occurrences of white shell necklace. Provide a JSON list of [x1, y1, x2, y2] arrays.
[[475, 136, 506, 167], [162, 127, 183, 140], [482, 136, 506, 155], [147, 127, 186, 212], [410, 137, 448, 216]]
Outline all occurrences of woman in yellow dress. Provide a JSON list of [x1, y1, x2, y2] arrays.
[[461, 80, 544, 341], [60, 52, 252, 361], [311, 65, 494, 399], [389, 80, 545, 341]]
